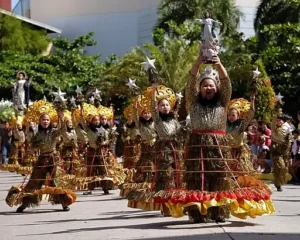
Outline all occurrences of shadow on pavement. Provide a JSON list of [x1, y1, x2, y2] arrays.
[[16, 220, 261, 236]]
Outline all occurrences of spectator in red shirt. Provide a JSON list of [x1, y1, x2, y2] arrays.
[[261, 121, 272, 147]]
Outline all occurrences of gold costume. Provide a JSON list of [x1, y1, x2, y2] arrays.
[[227, 107, 255, 174], [152, 68, 274, 221], [270, 109, 292, 189], [6, 124, 77, 210]]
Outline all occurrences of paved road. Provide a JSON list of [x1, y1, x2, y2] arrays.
[[1, 172, 300, 240]]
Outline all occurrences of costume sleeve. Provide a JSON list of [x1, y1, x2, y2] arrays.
[[240, 107, 255, 132], [185, 72, 199, 112], [219, 76, 232, 107]]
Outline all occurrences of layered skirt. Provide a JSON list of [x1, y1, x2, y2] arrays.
[[60, 146, 126, 191], [124, 140, 184, 211], [6, 152, 76, 208], [154, 131, 274, 220]]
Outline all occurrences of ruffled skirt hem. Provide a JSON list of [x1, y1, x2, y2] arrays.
[[6, 186, 77, 208]]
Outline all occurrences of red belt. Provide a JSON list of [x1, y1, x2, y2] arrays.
[[192, 129, 226, 135]]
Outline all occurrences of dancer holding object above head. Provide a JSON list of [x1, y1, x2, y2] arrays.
[[153, 54, 274, 223]]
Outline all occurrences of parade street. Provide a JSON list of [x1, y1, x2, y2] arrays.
[[0, 172, 299, 240]]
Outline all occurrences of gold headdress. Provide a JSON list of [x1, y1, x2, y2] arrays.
[[228, 98, 251, 120], [199, 66, 219, 86], [73, 103, 98, 124], [123, 103, 135, 120], [98, 105, 114, 120], [52, 110, 72, 123], [142, 85, 176, 111], [25, 100, 57, 123]]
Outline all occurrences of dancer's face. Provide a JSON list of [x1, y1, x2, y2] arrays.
[[276, 118, 284, 127], [200, 79, 217, 100], [66, 120, 73, 128], [40, 114, 50, 128], [228, 109, 239, 123], [158, 99, 171, 114], [100, 116, 108, 125], [141, 111, 152, 121], [29, 122, 35, 129], [92, 116, 100, 126]]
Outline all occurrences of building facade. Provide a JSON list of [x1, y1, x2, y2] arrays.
[[13, 0, 259, 58], [0, 0, 11, 11]]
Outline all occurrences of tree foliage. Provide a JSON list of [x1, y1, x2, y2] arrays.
[[0, 32, 106, 100], [255, 0, 300, 50], [103, 38, 198, 94], [219, 32, 275, 121], [0, 13, 50, 54], [156, 0, 243, 39], [259, 23, 300, 100]]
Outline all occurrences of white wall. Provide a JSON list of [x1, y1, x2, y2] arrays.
[[44, 11, 141, 59], [26, 0, 259, 58]]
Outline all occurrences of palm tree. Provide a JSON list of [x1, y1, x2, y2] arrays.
[[101, 38, 198, 93], [157, 0, 243, 37]]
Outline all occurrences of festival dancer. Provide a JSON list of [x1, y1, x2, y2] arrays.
[[227, 96, 256, 174], [149, 84, 185, 215], [270, 98, 292, 191], [152, 55, 274, 223], [23, 121, 37, 167], [122, 105, 140, 169], [6, 109, 77, 213], [7, 120, 25, 170], [61, 118, 78, 174], [80, 106, 123, 195], [120, 94, 157, 209]]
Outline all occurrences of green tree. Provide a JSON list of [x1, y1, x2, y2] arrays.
[[259, 23, 300, 99], [219, 32, 275, 121], [0, 32, 106, 100], [103, 38, 198, 94], [156, 0, 243, 39], [254, 0, 300, 50], [0, 13, 50, 54]]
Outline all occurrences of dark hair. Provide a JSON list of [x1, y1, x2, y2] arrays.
[[277, 115, 286, 122]]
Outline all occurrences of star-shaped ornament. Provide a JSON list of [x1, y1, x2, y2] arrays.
[[126, 78, 137, 89], [93, 89, 101, 98], [75, 86, 83, 95], [89, 96, 95, 104], [96, 126, 106, 134], [176, 92, 183, 100], [253, 67, 261, 79], [70, 96, 76, 105], [276, 92, 284, 102], [52, 88, 67, 102], [28, 100, 33, 106], [43, 96, 47, 102], [141, 57, 156, 71]]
